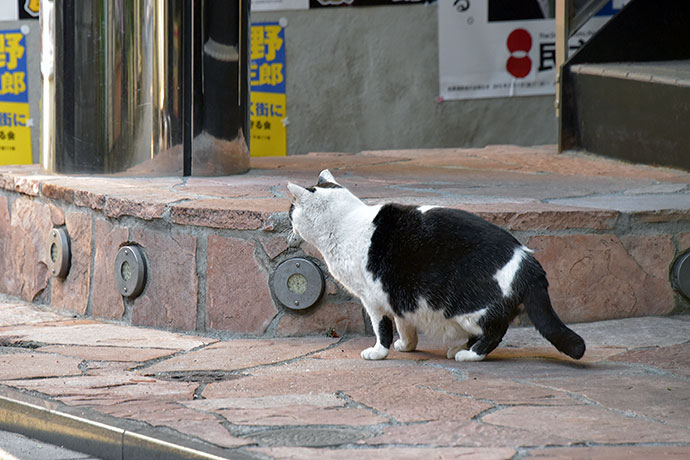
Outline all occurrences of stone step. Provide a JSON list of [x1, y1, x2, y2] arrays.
[[565, 59, 690, 170], [571, 60, 690, 88], [0, 145, 689, 336]]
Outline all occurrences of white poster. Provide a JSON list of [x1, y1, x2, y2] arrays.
[[438, 0, 622, 100], [0, 0, 19, 21], [251, 0, 309, 12]]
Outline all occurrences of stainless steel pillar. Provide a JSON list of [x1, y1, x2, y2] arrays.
[[40, 0, 249, 176]]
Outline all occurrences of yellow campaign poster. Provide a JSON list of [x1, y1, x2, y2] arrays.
[[0, 28, 32, 165], [0, 101, 31, 164], [250, 22, 287, 157]]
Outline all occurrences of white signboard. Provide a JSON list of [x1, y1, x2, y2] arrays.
[[438, 0, 621, 100], [251, 0, 309, 11], [0, 0, 19, 21]]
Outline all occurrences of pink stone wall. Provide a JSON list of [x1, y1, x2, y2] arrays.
[[130, 228, 198, 331], [91, 219, 129, 320], [206, 236, 276, 334], [51, 212, 92, 315], [0, 166, 688, 336], [0, 196, 10, 295], [529, 234, 676, 322], [4, 197, 52, 301]]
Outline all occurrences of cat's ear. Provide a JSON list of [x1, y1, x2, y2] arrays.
[[317, 169, 338, 185], [287, 182, 309, 200]]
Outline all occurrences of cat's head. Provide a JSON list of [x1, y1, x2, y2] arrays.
[[287, 169, 361, 245]]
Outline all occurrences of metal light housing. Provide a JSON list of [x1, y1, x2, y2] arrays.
[[114, 245, 147, 298], [273, 258, 325, 310], [47, 227, 71, 278], [671, 251, 690, 300]]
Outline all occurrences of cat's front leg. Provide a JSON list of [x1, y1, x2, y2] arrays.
[[394, 316, 418, 352], [361, 307, 392, 360]]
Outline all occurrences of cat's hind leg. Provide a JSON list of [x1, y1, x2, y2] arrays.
[[394, 316, 418, 352], [455, 319, 509, 362], [361, 305, 393, 360]]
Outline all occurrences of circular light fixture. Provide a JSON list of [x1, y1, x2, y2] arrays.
[[47, 227, 71, 278], [114, 245, 147, 298], [272, 258, 325, 310], [671, 251, 690, 300]]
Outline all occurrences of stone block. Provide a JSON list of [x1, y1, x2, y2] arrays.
[[0, 351, 83, 380], [0, 321, 213, 349], [186, 393, 387, 427], [170, 198, 287, 230], [97, 401, 252, 448], [206, 235, 277, 333], [260, 235, 289, 260], [8, 374, 197, 408], [41, 181, 75, 203], [633, 209, 690, 224], [0, 196, 10, 294], [0, 172, 13, 191], [525, 446, 690, 460], [529, 374, 690, 428], [130, 229, 198, 331], [678, 232, 690, 253], [74, 189, 106, 211], [51, 212, 92, 315], [0, 302, 68, 326], [528, 234, 676, 323], [457, 202, 620, 232], [276, 302, 365, 337], [48, 204, 65, 226], [252, 447, 516, 460], [12, 176, 40, 196], [4, 197, 52, 300], [482, 404, 690, 444], [611, 343, 690, 378], [145, 337, 336, 373], [104, 196, 167, 220], [621, 233, 675, 281], [39, 345, 178, 363], [91, 219, 129, 320]]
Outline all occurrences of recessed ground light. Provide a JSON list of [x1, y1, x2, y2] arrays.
[[114, 245, 146, 298], [671, 251, 690, 300], [47, 228, 71, 278], [273, 258, 324, 310]]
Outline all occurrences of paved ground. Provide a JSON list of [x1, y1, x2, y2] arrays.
[[0, 297, 688, 459], [0, 429, 102, 460]]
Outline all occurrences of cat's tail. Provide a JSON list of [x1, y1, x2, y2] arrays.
[[523, 278, 586, 360]]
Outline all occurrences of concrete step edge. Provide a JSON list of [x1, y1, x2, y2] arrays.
[[0, 395, 234, 460]]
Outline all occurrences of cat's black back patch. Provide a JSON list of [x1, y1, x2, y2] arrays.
[[366, 205, 529, 317]]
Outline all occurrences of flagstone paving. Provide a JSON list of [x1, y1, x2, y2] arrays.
[[0, 297, 688, 459]]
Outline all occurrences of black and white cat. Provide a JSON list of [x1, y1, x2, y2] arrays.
[[287, 170, 585, 362]]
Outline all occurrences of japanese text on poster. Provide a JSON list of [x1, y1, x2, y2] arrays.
[[0, 28, 32, 165], [250, 21, 287, 157], [438, 0, 625, 100]]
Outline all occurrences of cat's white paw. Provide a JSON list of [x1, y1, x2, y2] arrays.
[[394, 338, 416, 352], [361, 345, 389, 360], [454, 349, 485, 362]]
